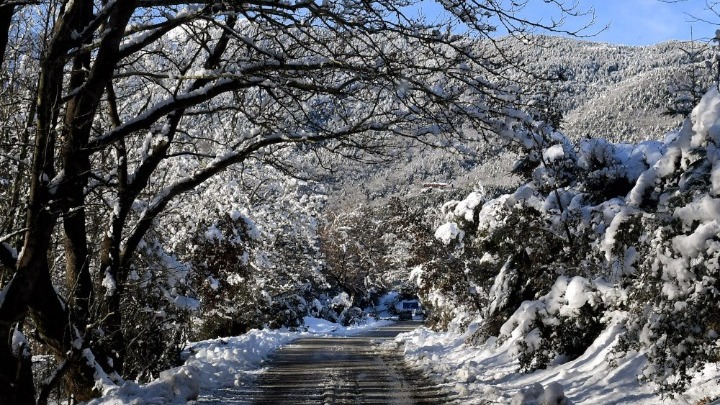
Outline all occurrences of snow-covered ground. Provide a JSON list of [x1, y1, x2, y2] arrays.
[[81, 312, 720, 404], [85, 316, 391, 404], [394, 314, 720, 404]]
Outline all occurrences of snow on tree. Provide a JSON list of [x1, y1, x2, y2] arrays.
[[424, 84, 720, 394], [0, 0, 595, 401]]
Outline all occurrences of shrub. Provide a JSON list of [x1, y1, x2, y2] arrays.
[[498, 276, 606, 372], [188, 211, 264, 339], [120, 239, 193, 382]]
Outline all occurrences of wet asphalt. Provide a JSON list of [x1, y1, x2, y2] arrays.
[[197, 321, 451, 404]]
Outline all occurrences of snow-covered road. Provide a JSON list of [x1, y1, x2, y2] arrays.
[[198, 321, 450, 404]]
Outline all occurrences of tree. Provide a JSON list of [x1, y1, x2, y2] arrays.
[[318, 194, 452, 309], [319, 207, 387, 307], [0, 0, 592, 402], [664, 32, 711, 118]]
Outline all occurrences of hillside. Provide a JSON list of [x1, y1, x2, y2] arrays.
[[524, 37, 702, 142], [328, 36, 710, 207]]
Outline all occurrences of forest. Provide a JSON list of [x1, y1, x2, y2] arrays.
[[0, 0, 719, 404]]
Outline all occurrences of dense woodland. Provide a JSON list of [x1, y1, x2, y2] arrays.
[[0, 0, 719, 403]]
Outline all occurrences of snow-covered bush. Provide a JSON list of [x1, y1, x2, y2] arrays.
[[319, 292, 365, 326], [186, 210, 322, 337], [430, 182, 601, 342], [427, 86, 720, 393], [616, 88, 720, 392], [187, 211, 265, 339], [426, 189, 612, 369], [430, 184, 619, 368], [410, 239, 485, 330], [263, 292, 313, 330], [501, 276, 606, 372], [120, 236, 194, 381]]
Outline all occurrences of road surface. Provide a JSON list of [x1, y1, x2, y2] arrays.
[[199, 321, 451, 404]]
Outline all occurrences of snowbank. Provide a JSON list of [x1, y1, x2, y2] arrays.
[[86, 316, 391, 404], [394, 316, 720, 404]]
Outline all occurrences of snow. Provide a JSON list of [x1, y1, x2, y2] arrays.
[[453, 191, 484, 222], [228, 209, 243, 221], [599, 205, 637, 261], [434, 222, 464, 245], [510, 382, 571, 405], [672, 220, 720, 259], [543, 144, 565, 163], [11, 328, 28, 356], [486, 258, 517, 318], [85, 317, 391, 404], [204, 224, 223, 241], [673, 196, 720, 229], [330, 291, 352, 308], [564, 276, 591, 310], [712, 159, 720, 195], [394, 315, 720, 404], [207, 276, 219, 291], [101, 271, 117, 296], [692, 86, 720, 144], [173, 295, 200, 311]]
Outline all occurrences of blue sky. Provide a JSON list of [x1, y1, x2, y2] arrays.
[[559, 0, 716, 45], [413, 0, 718, 46]]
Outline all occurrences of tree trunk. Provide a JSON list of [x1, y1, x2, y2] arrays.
[[0, 5, 14, 69], [0, 0, 102, 398], [61, 0, 94, 328], [29, 266, 98, 402]]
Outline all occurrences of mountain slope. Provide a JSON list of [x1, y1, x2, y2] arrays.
[[329, 36, 711, 207]]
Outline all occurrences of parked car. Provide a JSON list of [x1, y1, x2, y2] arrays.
[[398, 310, 413, 321]]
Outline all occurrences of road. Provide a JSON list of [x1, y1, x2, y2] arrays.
[[198, 321, 452, 404]]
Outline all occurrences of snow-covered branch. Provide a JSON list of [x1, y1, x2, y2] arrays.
[[89, 78, 257, 150]]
